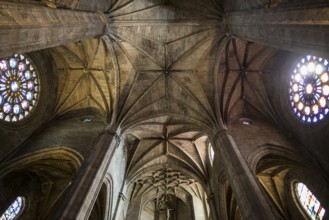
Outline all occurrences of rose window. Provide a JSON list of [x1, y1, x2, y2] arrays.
[[0, 54, 39, 122], [289, 55, 329, 123]]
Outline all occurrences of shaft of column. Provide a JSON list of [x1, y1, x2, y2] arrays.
[[0, 1, 108, 58], [214, 130, 278, 220], [226, 6, 329, 57], [207, 194, 220, 220], [50, 129, 120, 220], [113, 192, 127, 220]]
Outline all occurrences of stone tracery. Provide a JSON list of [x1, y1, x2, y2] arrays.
[[0, 54, 39, 122], [289, 55, 329, 123]]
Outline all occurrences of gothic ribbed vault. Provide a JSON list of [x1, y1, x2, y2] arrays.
[[1, 0, 329, 220]]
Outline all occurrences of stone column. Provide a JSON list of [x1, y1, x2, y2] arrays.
[[192, 196, 207, 220], [213, 130, 278, 220], [0, 1, 108, 58], [226, 6, 329, 56], [113, 192, 127, 220], [50, 129, 120, 220], [206, 193, 220, 220]]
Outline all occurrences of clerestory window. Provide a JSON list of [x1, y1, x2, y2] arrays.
[[295, 182, 325, 220], [0, 196, 24, 220]]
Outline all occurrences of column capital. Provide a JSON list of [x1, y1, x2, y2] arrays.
[[213, 128, 231, 141], [207, 193, 214, 202], [99, 128, 121, 148], [100, 129, 115, 135], [119, 192, 127, 201]]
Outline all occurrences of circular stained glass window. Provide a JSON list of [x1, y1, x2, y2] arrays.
[[289, 55, 329, 123], [0, 54, 39, 122]]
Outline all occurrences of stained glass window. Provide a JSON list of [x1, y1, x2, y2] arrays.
[[289, 55, 329, 123], [0, 54, 39, 122], [296, 182, 325, 220], [0, 196, 23, 220]]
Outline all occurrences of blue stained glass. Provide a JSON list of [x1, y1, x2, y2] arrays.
[[0, 60, 8, 71], [26, 92, 33, 101], [9, 58, 17, 69], [0, 84, 5, 91], [296, 182, 325, 220], [0, 54, 39, 122], [13, 105, 20, 114], [289, 55, 329, 123], [21, 83, 27, 89], [0, 196, 23, 220], [3, 103, 11, 113], [18, 62, 25, 72], [10, 81, 19, 93], [21, 100, 28, 110], [27, 81, 34, 91], [24, 71, 30, 80]]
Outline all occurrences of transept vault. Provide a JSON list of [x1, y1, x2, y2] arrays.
[[0, 0, 329, 220]]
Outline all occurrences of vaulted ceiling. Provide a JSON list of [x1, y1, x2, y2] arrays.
[[48, 0, 279, 205], [52, 0, 224, 127], [1, 0, 329, 219]]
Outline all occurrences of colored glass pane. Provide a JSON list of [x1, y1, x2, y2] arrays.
[[289, 56, 329, 123], [296, 182, 325, 220], [0, 196, 23, 220], [0, 54, 40, 122]]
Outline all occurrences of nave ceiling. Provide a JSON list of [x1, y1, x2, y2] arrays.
[[2, 0, 322, 219], [50, 0, 279, 127], [45, 0, 284, 198]]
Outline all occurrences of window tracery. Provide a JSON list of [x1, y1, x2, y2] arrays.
[[0, 196, 23, 220], [0, 54, 39, 122], [296, 182, 325, 220], [289, 55, 329, 123]]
